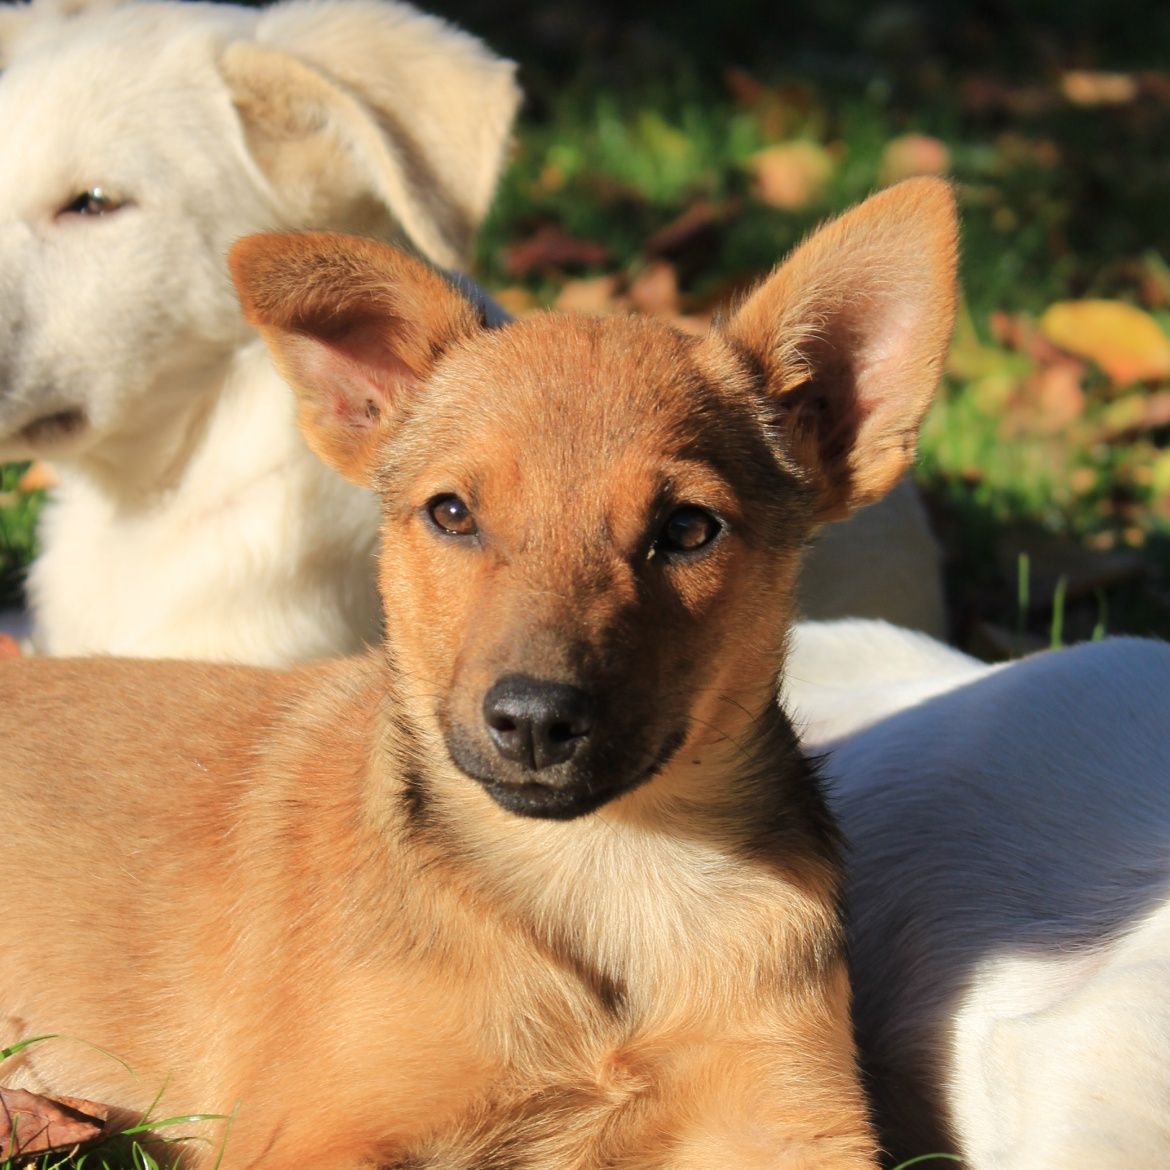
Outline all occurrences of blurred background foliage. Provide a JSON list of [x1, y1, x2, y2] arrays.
[[3, 0, 1170, 652], [436, 0, 1170, 653]]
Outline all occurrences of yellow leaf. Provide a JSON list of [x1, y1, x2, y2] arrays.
[[1038, 300, 1170, 386]]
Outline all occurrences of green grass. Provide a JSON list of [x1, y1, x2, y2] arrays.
[[0, 463, 38, 610], [0, 1038, 230, 1170]]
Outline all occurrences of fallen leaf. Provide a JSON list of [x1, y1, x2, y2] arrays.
[[502, 225, 610, 279], [724, 69, 817, 141], [1061, 70, 1138, 107], [0, 635, 20, 659], [989, 310, 1075, 366], [747, 141, 834, 211], [960, 77, 1057, 116], [642, 199, 738, 281], [553, 276, 622, 315], [17, 461, 56, 492], [879, 134, 950, 184], [1097, 390, 1170, 439], [1003, 362, 1086, 436], [491, 287, 541, 318], [1039, 300, 1170, 386], [627, 261, 679, 318], [1151, 449, 1170, 500], [661, 313, 712, 337], [0, 1087, 106, 1156]]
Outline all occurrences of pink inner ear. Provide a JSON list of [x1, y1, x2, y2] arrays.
[[288, 317, 419, 430]]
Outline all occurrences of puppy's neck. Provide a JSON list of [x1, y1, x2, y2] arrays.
[[389, 691, 843, 1012]]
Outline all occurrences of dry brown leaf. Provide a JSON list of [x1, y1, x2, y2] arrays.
[[960, 77, 1057, 116], [502, 225, 610, 278], [553, 276, 622, 315], [747, 141, 833, 211], [17, 461, 57, 492], [1039, 300, 1170, 386], [627, 261, 679, 318], [879, 134, 950, 185], [0, 1086, 107, 1156], [990, 310, 1076, 366]]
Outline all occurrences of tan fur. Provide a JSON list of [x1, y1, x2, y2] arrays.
[[0, 178, 957, 1169]]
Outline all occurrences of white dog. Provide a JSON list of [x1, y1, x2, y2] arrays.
[[0, 0, 947, 663], [0, 0, 519, 664], [788, 621, 1170, 1169]]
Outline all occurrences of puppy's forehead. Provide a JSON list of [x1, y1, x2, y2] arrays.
[[424, 313, 744, 439], [383, 312, 796, 526]]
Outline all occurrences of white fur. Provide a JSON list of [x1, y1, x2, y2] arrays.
[[0, 0, 519, 664], [784, 617, 988, 747], [793, 622, 1170, 1167]]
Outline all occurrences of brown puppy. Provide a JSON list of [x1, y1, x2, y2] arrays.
[[0, 178, 956, 1169]]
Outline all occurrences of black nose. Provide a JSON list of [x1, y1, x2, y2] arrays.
[[483, 674, 593, 771]]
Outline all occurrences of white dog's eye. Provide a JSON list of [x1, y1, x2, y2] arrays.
[[58, 188, 122, 217]]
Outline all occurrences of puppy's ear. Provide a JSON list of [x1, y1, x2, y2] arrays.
[[229, 231, 482, 487], [719, 178, 958, 523], [219, 0, 520, 270]]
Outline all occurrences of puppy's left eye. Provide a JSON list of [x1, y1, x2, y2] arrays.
[[58, 188, 123, 218], [427, 494, 478, 537], [656, 506, 721, 555]]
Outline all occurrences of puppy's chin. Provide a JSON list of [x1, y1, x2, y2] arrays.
[[444, 729, 687, 821]]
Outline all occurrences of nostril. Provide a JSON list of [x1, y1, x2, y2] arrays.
[[547, 721, 576, 744], [482, 674, 595, 772]]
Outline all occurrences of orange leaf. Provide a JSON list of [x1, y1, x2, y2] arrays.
[[1061, 70, 1138, 107], [17, 461, 57, 492], [879, 134, 950, 185], [747, 142, 833, 211], [628, 262, 679, 318], [553, 276, 622, 315], [1039, 300, 1170, 386]]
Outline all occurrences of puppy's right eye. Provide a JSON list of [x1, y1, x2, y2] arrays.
[[58, 188, 123, 218], [427, 494, 478, 537]]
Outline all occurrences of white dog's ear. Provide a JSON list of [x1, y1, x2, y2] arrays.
[[219, 0, 520, 270], [717, 178, 958, 523]]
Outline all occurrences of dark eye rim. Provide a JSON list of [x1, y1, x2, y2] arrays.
[[424, 493, 479, 538], [653, 504, 725, 559], [56, 188, 126, 219]]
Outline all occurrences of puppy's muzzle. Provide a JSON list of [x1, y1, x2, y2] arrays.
[[483, 673, 593, 771]]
